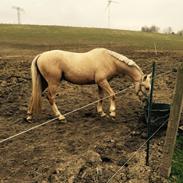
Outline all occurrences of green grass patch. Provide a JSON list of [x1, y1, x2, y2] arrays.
[[0, 24, 183, 52], [169, 135, 183, 183]]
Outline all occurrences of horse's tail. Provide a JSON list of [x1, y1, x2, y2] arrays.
[[31, 55, 42, 114]]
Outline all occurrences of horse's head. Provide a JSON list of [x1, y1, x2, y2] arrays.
[[135, 73, 152, 103]]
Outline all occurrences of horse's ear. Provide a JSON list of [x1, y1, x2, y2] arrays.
[[147, 73, 152, 79]]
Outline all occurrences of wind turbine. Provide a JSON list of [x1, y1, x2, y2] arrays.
[[12, 6, 24, 24], [106, 0, 119, 28]]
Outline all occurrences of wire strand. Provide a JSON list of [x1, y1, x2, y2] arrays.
[[106, 119, 168, 183], [0, 86, 133, 145]]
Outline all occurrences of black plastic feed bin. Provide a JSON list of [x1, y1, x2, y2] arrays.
[[144, 103, 170, 134]]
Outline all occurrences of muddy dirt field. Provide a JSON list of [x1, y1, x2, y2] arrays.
[[0, 49, 182, 183]]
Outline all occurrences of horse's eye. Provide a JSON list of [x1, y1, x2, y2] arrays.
[[143, 75, 147, 81]]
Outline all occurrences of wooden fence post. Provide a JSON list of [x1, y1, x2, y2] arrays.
[[160, 63, 183, 178]]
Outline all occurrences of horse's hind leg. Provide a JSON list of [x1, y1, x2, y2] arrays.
[[26, 78, 48, 122], [98, 80, 116, 118], [47, 83, 65, 121], [97, 85, 106, 117]]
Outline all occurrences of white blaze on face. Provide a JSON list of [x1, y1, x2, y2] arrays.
[[135, 73, 152, 102], [141, 73, 152, 95]]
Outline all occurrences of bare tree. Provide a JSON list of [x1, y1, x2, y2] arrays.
[[149, 25, 160, 33], [141, 25, 160, 33], [177, 29, 183, 36], [164, 27, 173, 34], [141, 26, 149, 32]]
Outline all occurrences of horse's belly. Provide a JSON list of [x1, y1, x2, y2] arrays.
[[63, 71, 95, 84]]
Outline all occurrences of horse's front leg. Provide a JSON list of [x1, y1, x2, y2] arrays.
[[109, 93, 116, 118], [98, 80, 116, 118], [97, 85, 106, 117]]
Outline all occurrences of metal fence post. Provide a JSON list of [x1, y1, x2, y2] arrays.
[[146, 62, 156, 166]]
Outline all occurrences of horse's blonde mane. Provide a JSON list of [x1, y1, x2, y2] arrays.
[[107, 50, 143, 74]]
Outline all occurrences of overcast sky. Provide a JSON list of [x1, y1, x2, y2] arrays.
[[0, 0, 182, 32]]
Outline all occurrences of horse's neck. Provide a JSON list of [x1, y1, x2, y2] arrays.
[[115, 60, 143, 82]]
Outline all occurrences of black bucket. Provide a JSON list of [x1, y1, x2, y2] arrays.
[[144, 103, 170, 131]]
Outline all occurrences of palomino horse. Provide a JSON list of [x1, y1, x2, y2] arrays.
[[27, 48, 151, 122]]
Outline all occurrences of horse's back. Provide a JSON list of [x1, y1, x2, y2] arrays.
[[38, 48, 108, 61], [37, 48, 109, 69]]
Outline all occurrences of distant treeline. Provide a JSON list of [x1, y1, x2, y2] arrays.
[[141, 25, 183, 35], [141, 25, 160, 33]]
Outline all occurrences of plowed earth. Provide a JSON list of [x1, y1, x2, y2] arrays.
[[0, 49, 182, 183]]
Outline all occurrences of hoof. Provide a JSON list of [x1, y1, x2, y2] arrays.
[[58, 118, 67, 124], [100, 112, 107, 118], [97, 111, 107, 118], [109, 112, 116, 118], [109, 112, 116, 121], [25, 116, 32, 123], [57, 115, 67, 123], [111, 117, 116, 121]]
